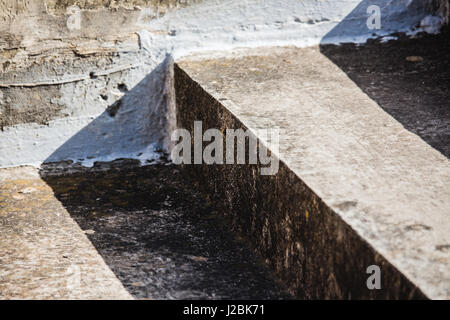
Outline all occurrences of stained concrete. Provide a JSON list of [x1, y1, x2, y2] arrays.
[[1, 0, 448, 168], [175, 42, 450, 299], [0, 0, 449, 300]]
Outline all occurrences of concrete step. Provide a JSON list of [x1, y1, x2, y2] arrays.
[[1, 35, 449, 300], [0, 0, 449, 301], [0, 161, 290, 299], [174, 35, 450, 299], [1, 0, 448, 169]]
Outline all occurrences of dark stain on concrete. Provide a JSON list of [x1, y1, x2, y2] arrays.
[[405, 224, 433, 231]]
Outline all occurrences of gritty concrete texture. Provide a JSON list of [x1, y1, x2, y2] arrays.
[[145, 0, 450, 58], [0, 160, 291, 299], [0, 0, 449, 301], [0, 166, 132, 299], [43, 0, 203, 13], [1, 0, 448, 168], [0, 8, 170, 168], [320, 31, 450, 158], [0, 1, 30, 19], [0, 46, 172, 168], [175, 44, 450, 299]]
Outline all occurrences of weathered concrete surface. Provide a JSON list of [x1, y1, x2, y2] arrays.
[[0, 160, 291, 299], [0, 1, 448, 300], [38, 160, 291, 299], [320, 31, 450, 158], [0, 0, 194, 167], [0, 27, 171, 167], [43, 0, 204, 13], [175, 44, 450, 299], [1, 0, 448, 168], [1, 0, 444, 50], [320, 0, 449, 43], [0, 166, 132, 299]]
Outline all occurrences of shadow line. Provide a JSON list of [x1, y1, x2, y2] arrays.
[[320, 0, 450, 158], [38, 160, 291, 299]]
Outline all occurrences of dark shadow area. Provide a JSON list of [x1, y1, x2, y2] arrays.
[[320, 0, 450, 158], [39, 160, 291, 299]]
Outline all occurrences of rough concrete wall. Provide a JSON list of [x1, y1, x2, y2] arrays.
[[0, 0, 30, 19], [321, 0, 449, 43], [0, 1, 175, 167], [0, 0, 448, 167]]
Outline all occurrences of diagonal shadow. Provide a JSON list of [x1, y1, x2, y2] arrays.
[[34, 0, 448, 299], [320, 0, 450, 158], [42, 60, 170, 166], [38, 59, 290, 299], [38, 160, 291, 299]]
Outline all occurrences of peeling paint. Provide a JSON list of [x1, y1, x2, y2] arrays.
[[44, 0, 204, 14], [0, 0, 448, 168]]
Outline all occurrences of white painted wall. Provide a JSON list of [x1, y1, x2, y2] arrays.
[[0, 0, 448, 168]]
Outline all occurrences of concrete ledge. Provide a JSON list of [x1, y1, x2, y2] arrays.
[[1, 0, 448, 168], [174, 46, 450, 299], [0, 166, 132, 299]]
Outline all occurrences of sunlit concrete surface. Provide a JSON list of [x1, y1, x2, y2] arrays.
[[1, 0, 448, 168], [175, 43, 450, 299], [0, 166, 132, 299]]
